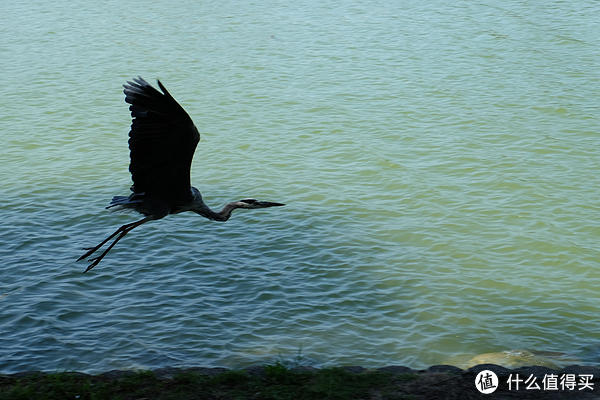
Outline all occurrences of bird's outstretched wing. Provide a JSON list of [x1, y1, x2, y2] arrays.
[[123, 77, 200, 205]]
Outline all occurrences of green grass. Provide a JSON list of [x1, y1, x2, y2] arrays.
[[0, 363, 420, 400]]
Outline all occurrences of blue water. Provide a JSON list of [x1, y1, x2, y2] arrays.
[[1, 0, 600, 374]]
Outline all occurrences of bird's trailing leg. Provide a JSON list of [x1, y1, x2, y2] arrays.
[[78, 218, 150, 273]]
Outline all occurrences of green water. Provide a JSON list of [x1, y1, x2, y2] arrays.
[[1, 0, 599, 373]]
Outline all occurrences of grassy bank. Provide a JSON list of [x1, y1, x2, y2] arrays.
[[0, 363, 419, 400], [2, 362, 599, 399]]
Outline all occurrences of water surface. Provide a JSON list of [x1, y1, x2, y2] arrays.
[[1, 0, 600, 373]]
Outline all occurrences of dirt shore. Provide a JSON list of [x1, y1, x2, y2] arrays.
[[2, 363, 599, 399]]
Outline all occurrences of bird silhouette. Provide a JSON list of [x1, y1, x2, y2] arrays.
[[78, 77, 284, 273]]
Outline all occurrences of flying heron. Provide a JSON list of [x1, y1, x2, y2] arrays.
[[78, 77, 285, 273]]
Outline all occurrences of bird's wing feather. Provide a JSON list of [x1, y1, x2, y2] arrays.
[[123, 77, 200, 205]]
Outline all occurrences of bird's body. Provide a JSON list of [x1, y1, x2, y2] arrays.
[[78, 77, 284, 273]]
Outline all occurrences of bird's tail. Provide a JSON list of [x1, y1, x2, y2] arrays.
[[105, 196, 139, 213]]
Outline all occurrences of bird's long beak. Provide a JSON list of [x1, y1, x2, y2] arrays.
[[258, 201, 286, 207]]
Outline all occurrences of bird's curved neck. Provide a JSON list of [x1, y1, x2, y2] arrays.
[[188, 188, 240, 222], [195, 202, 237, 222]]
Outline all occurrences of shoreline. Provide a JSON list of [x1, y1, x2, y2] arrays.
[[5, 362, 600, 379], [3, 363, 599, 399]]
